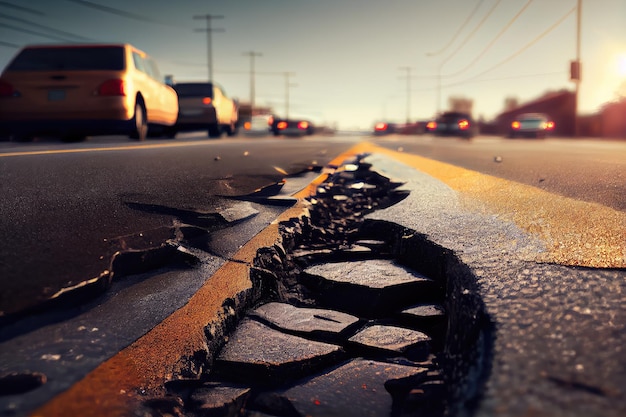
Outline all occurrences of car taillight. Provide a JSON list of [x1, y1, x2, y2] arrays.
[[0, 79, 16, 97], [458, 119, 470, 130], [202, 97, 212, 105], [97, 79, 126, 96], [277, 121, 288, 129], [244, 121, 251, 130], [268, 116, 274, 126], [511, 121, 521, 129], [426, 121, 436, 130], [298, 121, 309, 130], [375, 122, 387, 131], [546, 121, 555, 130]]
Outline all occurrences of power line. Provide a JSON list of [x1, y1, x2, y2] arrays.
[[0, 1, 45, 16], [443, 0, 534, 79], [426, 0, 485, 57], [65, 0, 178, 26], [439, 0, 502, 69], [0, 12, 91, 41], [0, 40, 20, 48], [0, 22, 79, 42], [448, 6, 576, 87]]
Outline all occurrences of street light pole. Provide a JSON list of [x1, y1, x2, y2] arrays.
[[243, 51, 262, 112], [574, 0, 582, 137], [399, 66, 412, 124], [193, 14, 224, 82], [283, 72, 296, 119]]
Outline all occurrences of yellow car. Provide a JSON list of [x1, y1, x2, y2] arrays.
[[0, 43, 178, 142]]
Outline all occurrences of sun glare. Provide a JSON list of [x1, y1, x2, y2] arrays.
[[617, 54, 626, 77]]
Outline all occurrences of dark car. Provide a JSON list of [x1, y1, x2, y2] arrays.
[[171, 82, 238, 138], [270, 116, 314, 137], [373, 122, 397, 135], [427, 111, 478, 139], [508, 113, 555, 138]]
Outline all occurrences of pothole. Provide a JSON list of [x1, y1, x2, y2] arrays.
[[146, 153, 493, 416]]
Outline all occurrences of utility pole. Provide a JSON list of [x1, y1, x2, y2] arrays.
[[283, 72, 296, 119], [574, 0, 582, 137], [193, 14, 224, 82], [399, 66, 412, 124], [243, 51, 262, 112]]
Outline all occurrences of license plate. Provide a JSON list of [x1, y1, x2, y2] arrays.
[[48, 90, 66, 101]]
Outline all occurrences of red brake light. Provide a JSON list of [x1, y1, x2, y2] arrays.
[[0, 79, 16, 97], [426, 121, 436, 130], [375, 122, 387, 131], [277, 121, 288, 129], [202, 97, 212, 105], [458, 119, 470, 130], [546, 121, 555, 130], [244, 121, 251, 130], [97, 79, 126, 96], [511, 121, 521, 130], [298, 121, 309, 130]]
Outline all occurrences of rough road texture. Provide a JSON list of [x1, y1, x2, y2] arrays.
[[139, 153, 490, 416]]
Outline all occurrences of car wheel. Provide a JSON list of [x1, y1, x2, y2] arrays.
[[222, 123, 237, 137], [208, 123, 221, 138], [129, 101, 148, 141], [164, 127, 177, 139]]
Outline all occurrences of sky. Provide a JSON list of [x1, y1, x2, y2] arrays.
[[1, 0, 625, 130]]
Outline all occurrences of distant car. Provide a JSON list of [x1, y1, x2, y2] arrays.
[[242, 114, 271, 136], [0, 43, 178, 142], [427, 111, 478, 139], [270, 117, 314, 136], [171, 82, 238, 138], [373, 122, 397, 135], [508, 113, 555, 138]]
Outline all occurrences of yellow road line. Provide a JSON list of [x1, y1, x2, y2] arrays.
[[356, 142, 626, 269]]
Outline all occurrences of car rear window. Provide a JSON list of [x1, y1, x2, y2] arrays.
[[6, 46, 125, 71], [173, 83, 214, 98]]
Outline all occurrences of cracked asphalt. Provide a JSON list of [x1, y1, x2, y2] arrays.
[[2, 141, 624, 417]]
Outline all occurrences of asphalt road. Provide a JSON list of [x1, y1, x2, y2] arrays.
[[372, 134, 626, 212], [0, 133, 361, 318], [0, 131, 624, 416], [2, 132, 623, 319]]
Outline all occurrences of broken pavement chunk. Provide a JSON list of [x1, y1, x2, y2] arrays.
[[302, 259, 440, 317], [348, 324, 431, 359], [248, 302, 359, 338], [281, 358, 429, 417], [214, 319, 345, 384]]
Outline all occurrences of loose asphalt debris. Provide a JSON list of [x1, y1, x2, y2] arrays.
[[140, 153, 492, 416]]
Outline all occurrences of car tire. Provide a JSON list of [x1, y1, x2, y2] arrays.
[[129, 101, 148, 141], [208, 123, 221, 138], [164, 127, 177, 139], [223, 122, 237, 137]]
